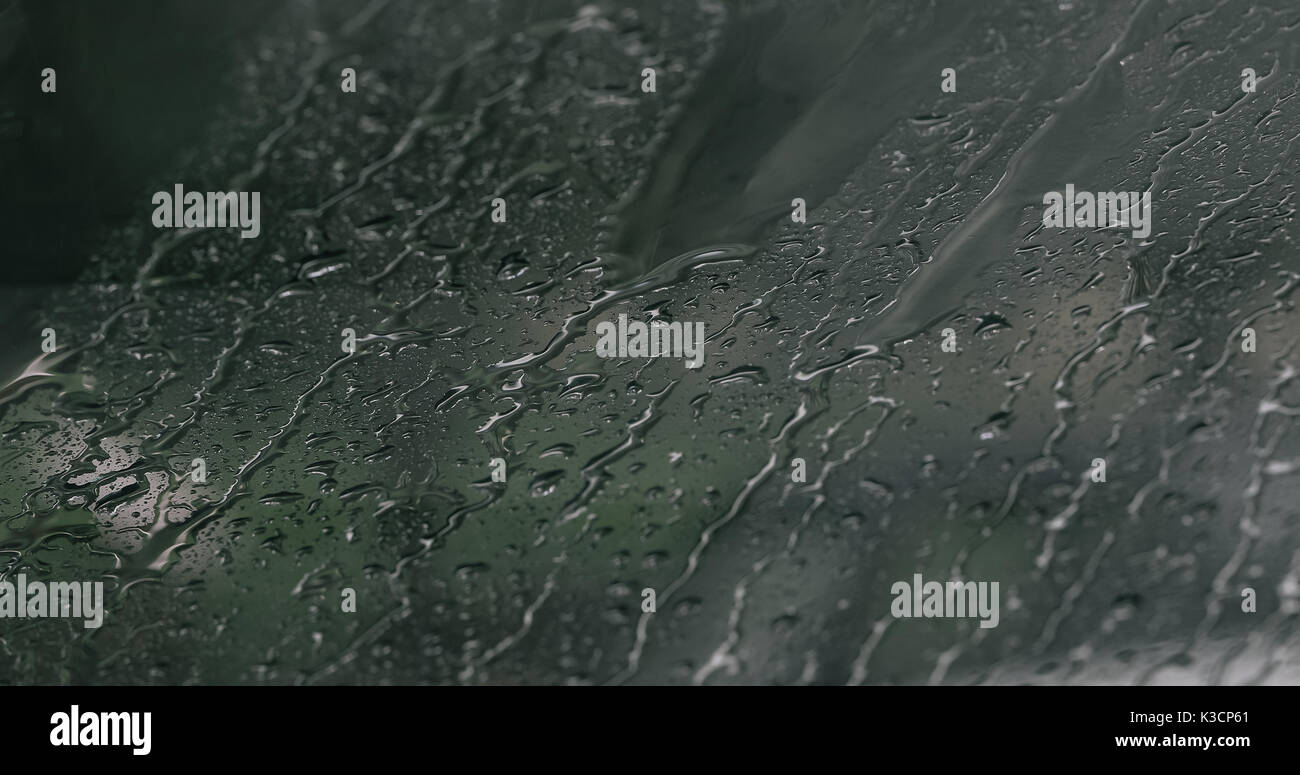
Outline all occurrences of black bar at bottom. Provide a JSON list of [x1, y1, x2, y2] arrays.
[[5, 686, 1285, 762]]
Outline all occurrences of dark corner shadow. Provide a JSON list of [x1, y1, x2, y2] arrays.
[[0, 0, 276, 375]]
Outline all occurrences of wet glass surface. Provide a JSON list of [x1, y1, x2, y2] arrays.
[[1, 0, 1298, 684]]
